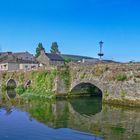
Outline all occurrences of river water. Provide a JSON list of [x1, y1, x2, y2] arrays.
[[0, 93, 140, 140]]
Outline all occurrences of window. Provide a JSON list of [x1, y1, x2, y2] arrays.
[[25, 65, 28, 69]]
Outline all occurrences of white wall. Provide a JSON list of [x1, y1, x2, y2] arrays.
[[0, 63, 19, 71], [0, 63, 8, 71], [19, 63, 39, 70], [0, 63, 39, 71], [8, 63, 19, 71]]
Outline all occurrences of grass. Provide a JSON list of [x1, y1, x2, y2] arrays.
[[16, 85, 25, 95], [114, 73, 127, 81]]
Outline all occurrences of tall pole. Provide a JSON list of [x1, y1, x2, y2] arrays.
[[98, 41, 104, 60]]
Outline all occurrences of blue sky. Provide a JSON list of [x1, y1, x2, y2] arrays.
[[0, 0, 140, 62]]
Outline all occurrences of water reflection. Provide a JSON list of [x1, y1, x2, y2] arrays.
[[6, 89, 16, 99], [0, 96, 140, 140], [69, 97, 102, 115]]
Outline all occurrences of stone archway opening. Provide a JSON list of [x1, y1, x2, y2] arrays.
[[71, 82, 102, 97], [7, 79, 17, 89]]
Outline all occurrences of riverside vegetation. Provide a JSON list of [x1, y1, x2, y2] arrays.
[[0, 65, 71, 99]]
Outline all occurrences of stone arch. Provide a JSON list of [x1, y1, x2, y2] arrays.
[[6, 79, 17, 89], [70, 79, 103, 97]]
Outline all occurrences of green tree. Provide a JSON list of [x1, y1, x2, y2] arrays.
[[50, 42, 60, 54], [35, 43, 45, 57]]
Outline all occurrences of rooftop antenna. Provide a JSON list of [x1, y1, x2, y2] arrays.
[[98, 41, 104, 60]]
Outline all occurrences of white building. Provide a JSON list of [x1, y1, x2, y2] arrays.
[[0, 52, 38, 71]]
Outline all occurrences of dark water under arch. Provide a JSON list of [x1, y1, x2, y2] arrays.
[[71, 82, 102, 97]]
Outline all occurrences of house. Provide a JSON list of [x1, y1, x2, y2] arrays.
[[0, 52, 38, 71], [37, 49, 64, 66], [14, 51, 35, 61]]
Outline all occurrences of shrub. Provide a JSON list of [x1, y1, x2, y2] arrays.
[[2, 72, 7, 79], [114, 73, 127, 81], [1, 84, 7, 92], [16, 85, 25, 95]]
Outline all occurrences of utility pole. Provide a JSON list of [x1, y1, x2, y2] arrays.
[[98, 41, 104, 60]]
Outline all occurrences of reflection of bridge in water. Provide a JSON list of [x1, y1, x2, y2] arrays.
[[48, 100, 140, 140], [6, 89, 16, 99], [0, 96, 140, 140]]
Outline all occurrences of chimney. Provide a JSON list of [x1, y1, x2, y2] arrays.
[[40, 49, 45, 55]]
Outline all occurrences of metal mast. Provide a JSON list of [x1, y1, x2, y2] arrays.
[[98, 41, 104, 60]]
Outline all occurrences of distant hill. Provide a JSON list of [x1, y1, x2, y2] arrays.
[[61, 54, 99, 62], [61, 54, 118, 64]]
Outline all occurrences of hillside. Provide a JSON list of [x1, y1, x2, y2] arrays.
[[61, 54, 99, 62]]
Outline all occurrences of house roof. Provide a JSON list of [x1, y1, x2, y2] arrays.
[[0, 52, 38, 64], [0, 54, 17, 63], [46, 53, 64, 61], [18, 59, 38, 64], [14, 51, 31, 56]]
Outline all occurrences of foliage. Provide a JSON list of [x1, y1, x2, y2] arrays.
[[58, 66, 71, 89], [2, 72, 7, 79], [64, 58, 73, 63], [80, 72, 86, 79], [1, 84, 7, 92], [104, 90, 109, 98], [21, 91, 55, 99], [0, 66, 71, 99], [120, 90, 126, 98], [50, 42, 60, 54], [22, 70, 57, 99], [19, 73, 25, 83], [16, 85, 25, 95], [114, 73, 127, 81], [94, 65, 108, 76], [111, 126, 126, 135], [1, 83, 16, 92], [35, 42, 45, 57]]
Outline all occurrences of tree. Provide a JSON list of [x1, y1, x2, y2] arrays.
[[50, 42, 60, 54], [35, 43, 45, 57]]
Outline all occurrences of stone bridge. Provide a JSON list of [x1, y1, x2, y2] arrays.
[[56, 63, 140, 106], [1, 62, 140, 106]]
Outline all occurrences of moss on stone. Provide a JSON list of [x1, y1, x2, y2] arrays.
[[103, 98, 140, 107], [58, 65, 71, 90], [119, 90, 126, 98], [104, 90, 109, 98]]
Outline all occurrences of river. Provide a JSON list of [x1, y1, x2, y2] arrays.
[[0, 92, 140, 140]]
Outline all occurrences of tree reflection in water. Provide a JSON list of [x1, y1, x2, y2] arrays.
[[0, 96, 140, 140]]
